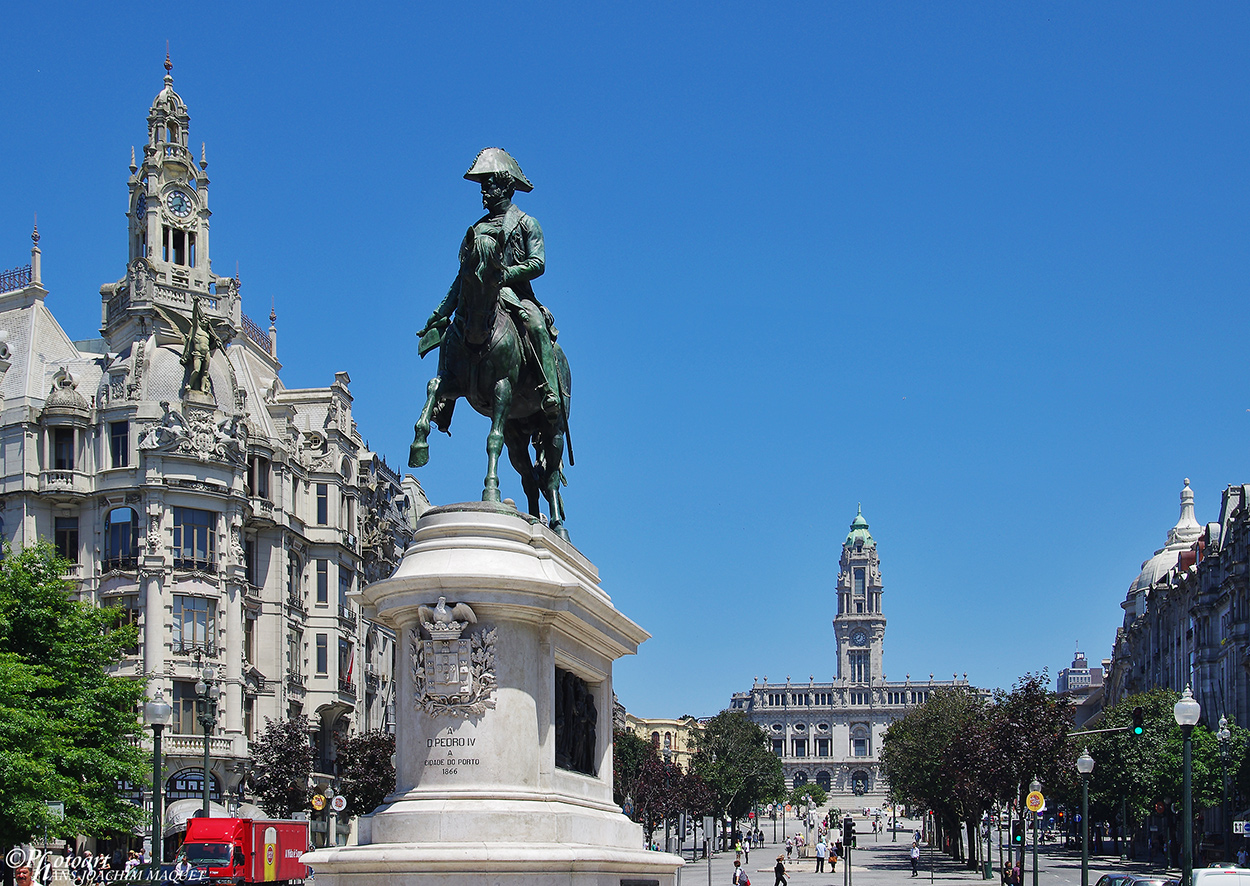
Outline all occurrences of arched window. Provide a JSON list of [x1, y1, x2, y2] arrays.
[[167, 122, 179, 144], [166, 768, 221, 801], [816, 771, 832, 791], [651, 731, 660, 748], [104, 506, 138, 570], [663, 732, 672, 750], [793, 771, 808, 787], [851, 770, 871, 795]]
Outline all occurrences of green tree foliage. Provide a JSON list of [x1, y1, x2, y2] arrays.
[[990, 672, 1075, 808], [250, 715, 313, 818], [789, 783, 828, 809], [336, 730, 396, 818], [1060, 689, 1250, 828], [613, 729, 651, 806], [690, 711, 785, 822], [0, 542, 147, 848]]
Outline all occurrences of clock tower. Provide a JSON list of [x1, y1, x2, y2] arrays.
[[834, 506, 886, 684], [103, 56, 240, 349]]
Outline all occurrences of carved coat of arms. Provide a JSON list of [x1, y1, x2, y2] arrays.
[[410, 597, 497, 718]]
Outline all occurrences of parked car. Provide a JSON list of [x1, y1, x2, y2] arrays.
[[1122, 875, 1179, 886], [1094, 874, 1136, 886], [1193, 869, 1250, 886]]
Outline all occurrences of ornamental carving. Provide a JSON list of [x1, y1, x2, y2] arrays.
[[409, 599, 496, 718], [138, 401, 245, 465]]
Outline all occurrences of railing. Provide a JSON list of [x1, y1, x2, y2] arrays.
[[163, 734, 233, 756], [337, 605, 357, 629], [107, 285, 131, 320], [172, 641, 217, 658], [173, 557, 217, 574], [338, 678, 356, 698], [286, 594, 306, 617], [39, 470, 90, 496], [0, 265, 31, 294], [249, 497, 274, 519], [242, 313, 270, 351], [102, 556, 139, 572], [287, 672, 306, 691]]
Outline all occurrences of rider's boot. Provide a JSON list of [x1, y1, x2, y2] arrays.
[[534, 328, 561, 417]]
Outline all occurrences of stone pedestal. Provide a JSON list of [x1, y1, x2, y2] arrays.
[[303, 503, 683, 886]]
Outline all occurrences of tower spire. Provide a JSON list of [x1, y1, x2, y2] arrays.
[[30, 213, 41, 286]]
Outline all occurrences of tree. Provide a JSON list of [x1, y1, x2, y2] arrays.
[[0, 542, 147, 848], [789, 783, 828, 809], [690, 711, 784, 831], [613, 729, 651, 806], [632, 750, 687, 845], [336, 730, 396, 818], [250, 715, 313, 818], [881, 686, 1000, 867]]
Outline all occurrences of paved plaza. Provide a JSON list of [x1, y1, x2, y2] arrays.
[[675, 819, 1176, 886]]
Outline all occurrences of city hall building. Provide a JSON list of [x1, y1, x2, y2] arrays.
[[729, 508, 970, 805], [0, 65, 424, 847]]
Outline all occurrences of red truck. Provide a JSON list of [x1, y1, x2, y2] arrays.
[[175, 818, 310, 886]]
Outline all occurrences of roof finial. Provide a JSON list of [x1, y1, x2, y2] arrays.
[[200, 141, 207, 171], [165, 41, 172, 74], [129, 145, 137, 173], [269, 295, 276, 325], [235, 261, 241, 290], [31, 213, 39, 245]]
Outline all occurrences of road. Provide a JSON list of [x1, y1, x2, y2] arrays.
[[674, 818, 1176, 886]]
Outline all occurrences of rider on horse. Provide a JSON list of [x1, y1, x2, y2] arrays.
[[419, 148, 562, 417]]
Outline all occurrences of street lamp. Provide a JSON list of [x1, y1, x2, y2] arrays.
[[1219, 715, 1232, 863], [1174, 686, 1202, 886], [1076, 748, 1095, 886], [1030, 776, 1042, 886], [144, 688, 172, 868], [195, 664, 220, 818]]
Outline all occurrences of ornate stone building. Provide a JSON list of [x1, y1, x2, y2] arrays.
[[623, 714, 701, 769], [1107, 479, 1250, 729], [0, 66, 425, 847], [729, 507, 971, 805]]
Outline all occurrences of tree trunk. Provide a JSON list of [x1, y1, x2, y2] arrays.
[[966, 820, 979, 870]]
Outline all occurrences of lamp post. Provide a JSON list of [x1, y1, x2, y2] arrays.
[[1030, 777, 1041, 886], [194, 664, 220, 817], [1076, 748, 1095, 886], [1174, 686, 1202, 886], [1219, 716, 1232, 863], [144, 688, 172, 868]]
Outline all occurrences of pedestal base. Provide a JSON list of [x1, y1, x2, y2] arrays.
[[303, 503, 682, 886]]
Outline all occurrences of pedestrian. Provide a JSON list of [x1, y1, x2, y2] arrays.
[[910, 840, 921, 877], [735, 840, 743, 863], [785, 838, 792, 860], [1237, 845, 1248, 867], [774, 854, 787, 886], [815, 837, 827, 873], [743, 837, 750, 865]]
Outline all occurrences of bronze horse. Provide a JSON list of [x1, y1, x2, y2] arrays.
[[409, 229, 571, 538]]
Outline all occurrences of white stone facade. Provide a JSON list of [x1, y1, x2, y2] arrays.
[[729, 508, 971, 806], [0, 68, 425, 846]]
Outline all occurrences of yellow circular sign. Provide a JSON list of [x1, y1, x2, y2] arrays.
[[311, 794, 326, 811], [1026, 791, 1044, 812]]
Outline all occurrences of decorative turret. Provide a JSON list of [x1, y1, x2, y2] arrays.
[[102, 56, 239, 351]]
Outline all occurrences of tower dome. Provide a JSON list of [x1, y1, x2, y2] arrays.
[[1128, 478, 1202, 593], [845, 504, 875, 550]]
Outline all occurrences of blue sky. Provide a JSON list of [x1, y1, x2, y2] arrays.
[[2, 3, 1248, 718]]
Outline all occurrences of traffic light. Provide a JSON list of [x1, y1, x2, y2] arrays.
[[1132, 707, 1145, 735], [1012, 821, 1024, 844], [844, 816, 857, 848]]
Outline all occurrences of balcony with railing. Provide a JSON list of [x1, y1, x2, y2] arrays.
[[337, 604, 357, 630], [287, 672, 306, 694], [1, 264, 32, 294], [172, 640, 217, 658], [286, 593, 307, 618], [338, 677, 357, 699], [163, 734, 233, 756], [38, 469, 92, 498]]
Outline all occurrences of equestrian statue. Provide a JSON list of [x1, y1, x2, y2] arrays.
[[409, 148, 573, 539]]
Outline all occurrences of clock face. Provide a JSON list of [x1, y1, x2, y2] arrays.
[[135, 193, 147, 216], [852, 631, 868, 646], [166, 190, 192, 218]]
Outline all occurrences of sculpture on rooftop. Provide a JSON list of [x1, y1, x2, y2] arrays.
[[409, 148, 572, 538]]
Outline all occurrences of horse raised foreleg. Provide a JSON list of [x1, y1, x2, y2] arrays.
[[483, 377, 512, 503], [409, 376, 442, 468]]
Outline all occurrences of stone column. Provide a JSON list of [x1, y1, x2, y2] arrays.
[[141, 563, 165, 678], [223, 580, 244, 735]]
